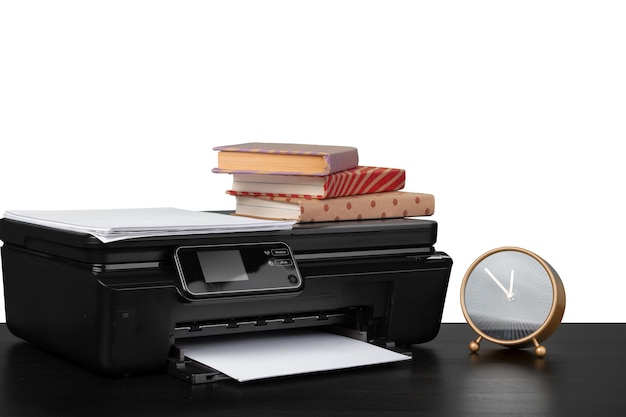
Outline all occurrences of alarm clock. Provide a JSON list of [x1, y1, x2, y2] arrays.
[[460, 247, 566, 357]]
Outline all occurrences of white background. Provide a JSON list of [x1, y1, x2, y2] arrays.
[[1, 1, 624, 324]]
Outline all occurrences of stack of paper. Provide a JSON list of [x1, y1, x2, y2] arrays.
[[2, 208, 295, 243], [178, 329, 411, 382]]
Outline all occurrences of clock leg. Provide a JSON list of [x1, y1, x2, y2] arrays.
[[533, 338, 547, 357], [468, 336, 482, 353]]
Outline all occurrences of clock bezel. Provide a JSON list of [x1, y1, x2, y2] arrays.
[[460, 246, 566, 348]]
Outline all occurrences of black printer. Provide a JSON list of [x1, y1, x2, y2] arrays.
[[0, 215, 452, 383]]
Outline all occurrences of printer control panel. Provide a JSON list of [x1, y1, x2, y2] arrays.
[[174, 242, 302, 298]]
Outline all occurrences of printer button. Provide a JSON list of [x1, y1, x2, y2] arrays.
[[274, 259, 293, 267]]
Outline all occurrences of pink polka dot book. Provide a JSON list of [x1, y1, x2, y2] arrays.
[[232, 191, 435, 223]]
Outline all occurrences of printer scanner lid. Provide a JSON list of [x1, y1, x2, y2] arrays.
[[0, 215, 439, 265]]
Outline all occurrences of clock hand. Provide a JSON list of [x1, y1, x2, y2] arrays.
[[484, 267, 514, 300], [508, 269, 515, 301]]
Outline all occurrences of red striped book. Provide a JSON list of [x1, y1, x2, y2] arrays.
[[225, 166, 405, 199]]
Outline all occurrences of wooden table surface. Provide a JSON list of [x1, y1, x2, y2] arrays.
[[1, 323, 624, 417]]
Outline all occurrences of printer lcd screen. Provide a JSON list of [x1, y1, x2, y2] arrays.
[[174, 242, 303, 298], [198, 250, 249, 283]]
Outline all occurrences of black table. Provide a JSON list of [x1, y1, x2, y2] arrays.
[[1, 323, 624, 417]]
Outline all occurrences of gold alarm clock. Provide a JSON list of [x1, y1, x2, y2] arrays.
[[460, 247, 566, 357]]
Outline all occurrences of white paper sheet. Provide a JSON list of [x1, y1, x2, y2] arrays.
[[178, 329, 411, 382], [2, 208, 295, 242]]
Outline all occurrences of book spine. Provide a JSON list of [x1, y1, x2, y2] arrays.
[[325, 167, 405, 198], [322, 148, 360, 174], [296, 192, 434, 223]]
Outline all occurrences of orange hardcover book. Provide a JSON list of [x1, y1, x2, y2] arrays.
[[212, 142, 359, 176], [226, 166, 406, 199], [234, 191, 435, 223]]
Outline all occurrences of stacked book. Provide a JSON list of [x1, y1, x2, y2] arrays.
[[212, 142, 434, 223]]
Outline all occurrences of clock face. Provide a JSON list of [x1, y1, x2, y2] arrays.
[[463, 249, 554, 342]]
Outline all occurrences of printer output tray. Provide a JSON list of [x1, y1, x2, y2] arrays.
[[0, 216, 452, 377]]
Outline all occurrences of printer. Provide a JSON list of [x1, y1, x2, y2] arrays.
[[0, 215, 452, 383]]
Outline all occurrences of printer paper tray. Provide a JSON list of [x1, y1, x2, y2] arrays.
[[167, 325, 408, 384]]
